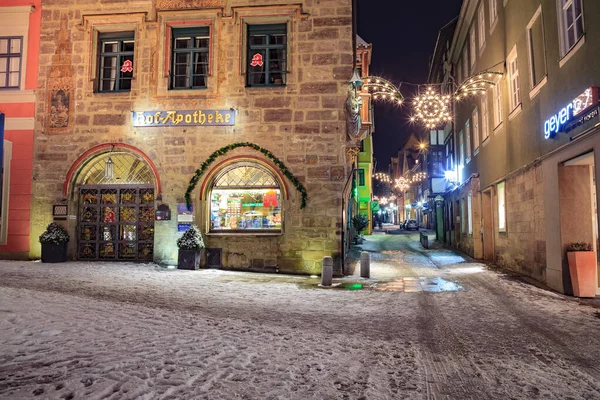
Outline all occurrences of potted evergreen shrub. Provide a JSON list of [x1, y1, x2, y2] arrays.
[[352, 214, 369, 244], [39, 222, 70, 263], [177, 225, 205, 270], [567, 242, 596, 297]]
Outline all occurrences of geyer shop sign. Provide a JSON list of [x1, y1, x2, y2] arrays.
[[544, 87, 598, 139]]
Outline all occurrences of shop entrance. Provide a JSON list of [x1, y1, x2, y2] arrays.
[[74, 151, 156, 261], [559, 152, 598, 294]]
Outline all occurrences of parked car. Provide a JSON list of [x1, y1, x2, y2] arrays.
[[400, 220, 408, 229], [406, 219, 419, 231]]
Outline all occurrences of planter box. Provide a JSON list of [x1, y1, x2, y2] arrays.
[[41, 242, 68, 263], [177, 249, 202, 270], [568, 251, 597, 298]]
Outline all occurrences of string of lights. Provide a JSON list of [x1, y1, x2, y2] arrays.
[[362, 77, 404, 104]]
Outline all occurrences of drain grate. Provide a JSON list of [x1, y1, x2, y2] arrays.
[[205, 248, 222, 268]]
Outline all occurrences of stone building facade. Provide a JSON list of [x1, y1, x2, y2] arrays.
[[31, 0, 355, 273], [429, 0, 600, 295]]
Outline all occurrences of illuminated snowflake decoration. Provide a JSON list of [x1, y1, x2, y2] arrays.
[[363, 77, 404, 105], [455, 71, 504, 99], [394, 177, 410, 192], [411, 87, 452, 129]]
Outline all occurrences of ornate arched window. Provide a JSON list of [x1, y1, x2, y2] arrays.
[[209, 162, 282, 232]]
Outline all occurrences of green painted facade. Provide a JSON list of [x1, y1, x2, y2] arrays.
[[358, 134, 373, 234]]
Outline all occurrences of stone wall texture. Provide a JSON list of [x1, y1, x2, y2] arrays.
[[31, 0, 354, 274], [494, 163, 546, 283]]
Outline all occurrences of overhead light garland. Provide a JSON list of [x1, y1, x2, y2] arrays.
[[362, 77, 404, 105], [454, 71, 504, 100], [361, 69, 503, 129], [412, 172, 428, 183], [373, 172, 392, 183], [410, 86, 452, 129]]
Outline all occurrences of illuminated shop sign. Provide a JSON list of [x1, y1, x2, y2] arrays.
[[132, 110, 236, 127], [544, 87, 598, 139]]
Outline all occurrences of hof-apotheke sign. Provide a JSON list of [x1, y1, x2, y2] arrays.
[[544, 87, 598, 139], [132, 110, 235, 127]]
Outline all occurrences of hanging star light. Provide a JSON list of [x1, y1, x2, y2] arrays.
[[454, 71, 504, 100], [362, 77, 404, 105], [411, 86, 452, 129], [394, 177, 410, 192]]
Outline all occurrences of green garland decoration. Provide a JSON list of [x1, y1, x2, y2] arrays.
[[184, 142, 308, 210]]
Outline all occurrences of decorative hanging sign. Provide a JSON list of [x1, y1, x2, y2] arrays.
[[121, 60, 133, 73], [132, 110, 236, 127], [250, 53, 264, 67]]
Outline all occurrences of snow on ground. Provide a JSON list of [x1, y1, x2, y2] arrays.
[[1, 233, 600, 399]]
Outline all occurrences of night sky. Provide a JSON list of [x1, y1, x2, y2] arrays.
[[356, 0, 464, 171]]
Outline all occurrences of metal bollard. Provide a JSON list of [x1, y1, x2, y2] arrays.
[[321, 256, 333, 286], [360, 251, 370, 278]]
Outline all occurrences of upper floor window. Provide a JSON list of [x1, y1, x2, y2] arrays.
[[459, 130, 465, 166], [481, 93, 490, 141], [489, 0, 498, 29], [527, 6, 547, 89], [472, 108, 480, 151], [507, 46, 520, 111], [445, 138, 454, 171], [465, 120, 472, 160], [558, 0, 584, 56], [478, 5, 486, 51], [0, 37, 22, 89], [98, 32, 134, 92], [469, 27, 476, 70], [492, 79, 503, 128], [171, 27, 209, 90], [247, 24, 287, 87], [462, 50, 469, 80], [358, 169, 365, 186]]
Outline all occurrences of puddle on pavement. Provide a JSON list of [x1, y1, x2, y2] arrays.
[[376, 276, 463, 293]]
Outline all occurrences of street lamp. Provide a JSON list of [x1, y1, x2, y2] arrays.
[[349, 68, 364, 92]]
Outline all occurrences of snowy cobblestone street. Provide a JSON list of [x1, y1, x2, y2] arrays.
[[2, 232, 600, 399]]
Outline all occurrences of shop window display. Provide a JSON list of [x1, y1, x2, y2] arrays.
[[209, 164, 282, 232]]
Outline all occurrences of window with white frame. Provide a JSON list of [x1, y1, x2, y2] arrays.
[[497, 181, 506, 232], [527, 6, 547, 88], [469, 26, 476, 70], [492, 79, 503, 127], [0, 37, 22, 89], [465, 120, 472, 159], [558, 0, 584, 56], [478, 5, 486, 51], [461, 198, 466, 233], [481, 93, 490, 141], [468, 192, 473, 234], [507, 46, 520, 111], [462, 50, 469, 80], [459, 130, 465, 166], [489, 0, 498, 29], [472, 108, 480, 151]]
